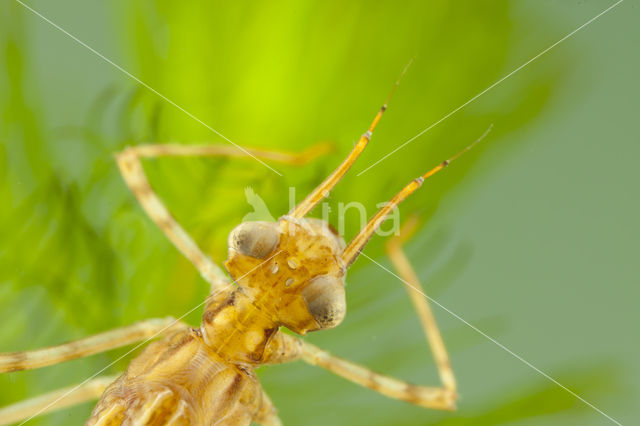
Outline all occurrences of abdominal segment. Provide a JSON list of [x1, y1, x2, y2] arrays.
[[86, 329, 263, 426]]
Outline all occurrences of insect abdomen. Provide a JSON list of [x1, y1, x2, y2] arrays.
[[87, 329, 262, 425]]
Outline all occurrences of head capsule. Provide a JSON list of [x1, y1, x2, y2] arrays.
[[225, 218, 346, 334]]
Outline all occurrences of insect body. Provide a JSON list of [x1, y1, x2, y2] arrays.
[[0, 70, 484, 424], [88, 218, 346, 425]]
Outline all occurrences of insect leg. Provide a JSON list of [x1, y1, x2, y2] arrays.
[[385, 215, 457, 393], [0, 317, 186, 373], [294, 337, 456, 410], [115, 142, 332, 292], [121, 142, 333, 164], [116, 147, 230, 291], [0, 375, 118, 426]]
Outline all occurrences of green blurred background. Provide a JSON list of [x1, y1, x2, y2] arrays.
[[1, 1, 637, 425]]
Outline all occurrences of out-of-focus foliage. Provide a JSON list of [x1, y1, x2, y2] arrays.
[[1, 1, 637, 425]]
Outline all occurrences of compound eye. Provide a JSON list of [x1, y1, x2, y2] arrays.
[[228, 222, 279, 259], [302, 275, 346, 329]]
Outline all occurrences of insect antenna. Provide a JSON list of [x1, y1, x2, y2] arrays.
[[341, 124, 493, 267], [289, 60, 413, 219]]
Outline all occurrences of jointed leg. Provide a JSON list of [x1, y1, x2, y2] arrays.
[[116, 142, 333, 292], [279, 335, 455, 410], [0, 375, 118, 426], [385, 215, 457, 393], [127, 142, 332, 164], [0, 317, 186, 373]]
